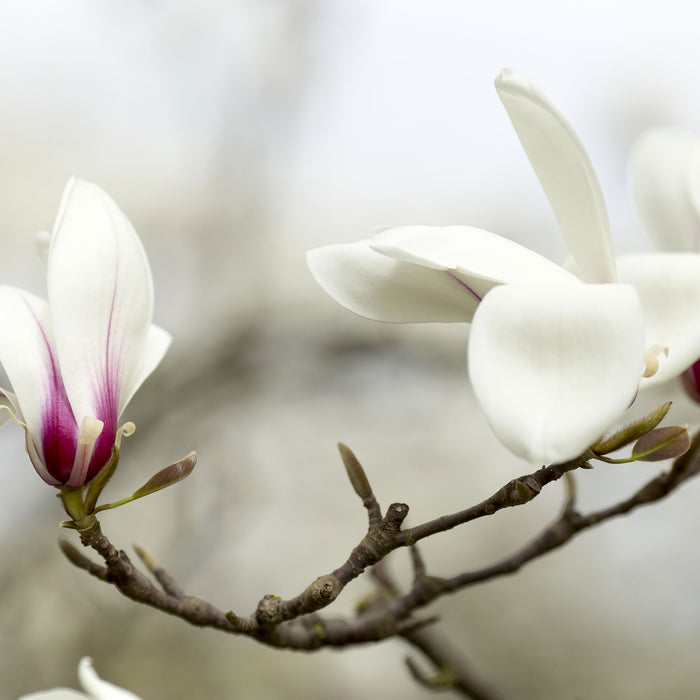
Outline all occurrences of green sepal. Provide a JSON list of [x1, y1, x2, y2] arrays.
[[631, 426, 690, 462], [93, 452, 197, 513], [59, 485, 88, 521], [83, 447, 119, 514], [593, 402, 671, 455]]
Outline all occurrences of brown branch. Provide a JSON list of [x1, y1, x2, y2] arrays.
[[396, 454, 589, 546], [403, 627, 510, 700], [385, 431, 700, 619], [58, 433, 700, 659]]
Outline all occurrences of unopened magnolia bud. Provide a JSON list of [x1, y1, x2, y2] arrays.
[[131, 452, 198, 499], [593, 402, 672, 455], [338, 443, 373, 499]]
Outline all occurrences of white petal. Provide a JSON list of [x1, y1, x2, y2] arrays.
[[629, 127, 700, 252], [617, 253, 700, 384], [307, 239, 478, 322], [495, 69, 615, 284], [468, 284, 645, 464], [688, 141, 700, 222], [0, 387, 20, 425], [47, 179, 155, 427], [119, 324, 172, 413], [78, 658, 142, 700], [18, 690, 88, 699], [35, 230, 52, 267], [371, 225, 579, 295], [0, 286, 66, 485]]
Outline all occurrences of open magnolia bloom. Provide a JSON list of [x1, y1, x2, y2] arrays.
[[628, 127, 700, 400], [0, 179, 171, 487], [19, 657, 142, 700], [308, 70, 700, 464]]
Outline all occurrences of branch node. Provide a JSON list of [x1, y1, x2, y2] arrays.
[[382, 502, 409, 532], [308, 575, 343, 607], [513, 479, 539, 504], [256, 594, 284, 627]]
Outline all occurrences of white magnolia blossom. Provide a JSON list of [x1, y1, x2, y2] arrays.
[[307, 70, 700, 464], [629, 126, 700, 255], [628, 126, 700, 400], [19, 657, 142, 700], [0, 179, 171, 487]]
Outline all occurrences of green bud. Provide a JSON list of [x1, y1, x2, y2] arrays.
[[131, 451, 197, 498], [593, 402, 671, 455]]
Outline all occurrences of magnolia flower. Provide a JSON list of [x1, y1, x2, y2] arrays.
[[19, 657, 142, 700], [628, 126, 700, 400], [307, 70, 700, 464], [0, 179, 171, 487]]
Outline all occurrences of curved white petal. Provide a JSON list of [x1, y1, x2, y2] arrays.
[[495, 69, 615, 284], [18, 690, 88, 699], [307, 240, 478, 322], [77, 658, 142, 700], [468, 283, 644, 464], [629, 127, 700, 253], [371, 225, 580, 296], [35, 230, 52, 267], [47, 179, 155, 428], [119, 324, 172, 413], [617, 253, 700, 384], [0, 287, 67, 485]]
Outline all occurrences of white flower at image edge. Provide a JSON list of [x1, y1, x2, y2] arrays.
[[0, 178, 171, 487], [628, 125, 700, 399], [18, 657, 142, 700], [307, 70, 700, 464]]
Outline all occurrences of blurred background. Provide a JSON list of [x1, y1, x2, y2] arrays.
[[2, 1, 700, 698]]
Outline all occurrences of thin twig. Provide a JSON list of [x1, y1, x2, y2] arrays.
[[58, 433, 700, 653]]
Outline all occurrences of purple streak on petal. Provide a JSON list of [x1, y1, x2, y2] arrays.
[[445, 271, 483, 303], [20, 296, 79, 484], [25, 431, 62, 487], [84, 257, 121, 482]]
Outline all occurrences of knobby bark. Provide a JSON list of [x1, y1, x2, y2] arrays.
[[59, 431, 700, 699]]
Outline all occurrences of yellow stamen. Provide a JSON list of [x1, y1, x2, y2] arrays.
[[115, 421, 135, 449], [643, 344, 669, 378], [68, 416, 104, 487]]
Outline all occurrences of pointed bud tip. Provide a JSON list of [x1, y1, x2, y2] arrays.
[[131, 451, 197, 499], [337, 443, 373, 500]]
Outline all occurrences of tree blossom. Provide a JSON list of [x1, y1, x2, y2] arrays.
[[0, 179, 171, 487], [307, 70, 700, 464], [19, 657, 142, 700], [628, 126, 700, 400]]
